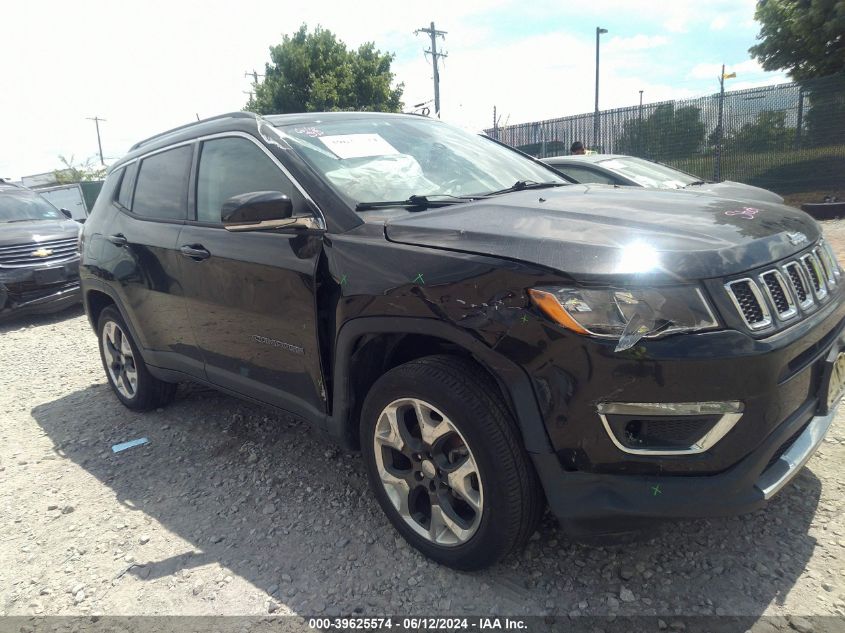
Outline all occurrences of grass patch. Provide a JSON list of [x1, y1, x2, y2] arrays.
[[667, 145, 845, 196]]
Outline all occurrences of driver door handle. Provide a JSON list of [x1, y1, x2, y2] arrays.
[[106, 233, 127, 246], [180, 244, 211, 261]]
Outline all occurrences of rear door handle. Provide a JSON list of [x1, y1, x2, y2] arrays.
[[180, 244, 211, 261], [107, 234, 127, 246]]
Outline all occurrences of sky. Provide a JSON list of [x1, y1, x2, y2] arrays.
[[0, 0, 789, 180]]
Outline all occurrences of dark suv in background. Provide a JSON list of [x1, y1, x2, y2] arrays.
[[80, 112, 844, 570], [0, 181, 81, 319]]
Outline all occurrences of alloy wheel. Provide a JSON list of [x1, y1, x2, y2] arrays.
[[102, 320, 138, 399], [373, 398, 483, 546]]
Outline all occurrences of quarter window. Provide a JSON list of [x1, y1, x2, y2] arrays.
[[132, 145, 193, 220], [116, 162, 138, 209], [196, 137, 296, 223]]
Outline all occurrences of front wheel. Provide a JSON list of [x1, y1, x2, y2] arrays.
[[360, 355, 544, 570]]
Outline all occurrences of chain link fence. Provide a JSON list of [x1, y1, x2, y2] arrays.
[[487, 73, 845, 197]]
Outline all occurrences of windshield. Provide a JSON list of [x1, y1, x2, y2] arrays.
[[274, 117, 567, 206], [597, 156, 699, 189], [0, 192, 64, 223]]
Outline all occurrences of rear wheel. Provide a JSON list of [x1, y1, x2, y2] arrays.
[[97, 306, 176, 411], [361, 355, 544, 570]]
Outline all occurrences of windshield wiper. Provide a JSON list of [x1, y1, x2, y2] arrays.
[[355, 194, 476, 212], [685, 180, 712, 186], [481, 180, 568, 197]]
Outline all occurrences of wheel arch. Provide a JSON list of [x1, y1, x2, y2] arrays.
[[83, 284, 147, 359], [84, 288, 116, 331], [328, 317, 552, 455]]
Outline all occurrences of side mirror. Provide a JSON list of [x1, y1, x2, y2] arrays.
[[222, 190, 321, 232], [60, 208, 73, 219], [222, 190, 292, 225]]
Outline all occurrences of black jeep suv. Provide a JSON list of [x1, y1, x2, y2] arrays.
[[0, 181, 81, 319], [80, 112, 844, 570]]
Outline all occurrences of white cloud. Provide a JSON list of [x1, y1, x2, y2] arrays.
[[689, 58, 781, 81], [710, 15, 729, 31], [604, 34, 669, 53]]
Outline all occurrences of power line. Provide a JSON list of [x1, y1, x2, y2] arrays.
[[86, 116, 106, 165], [415, 22, 447, 118]]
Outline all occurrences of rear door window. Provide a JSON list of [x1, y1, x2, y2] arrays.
[[132, 146, 193, 221], [195, 136, 300, 223]]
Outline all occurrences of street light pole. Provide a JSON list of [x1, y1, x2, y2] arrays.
[[713, 64, 735, 181], [638, 90, 644, 156], [594, 27, 608, 149]]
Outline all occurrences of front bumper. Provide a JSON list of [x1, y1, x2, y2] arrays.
[[0, 261, 81, 320], [533, 376, 838, 533], [522, 278, 845, 531]]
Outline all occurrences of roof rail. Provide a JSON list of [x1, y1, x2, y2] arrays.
[[129, 112, 258, 151]]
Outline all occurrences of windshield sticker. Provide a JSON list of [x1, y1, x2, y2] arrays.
[[725, 207, 760, 219], [293, 127, 324, 138], [319, 134, 400, 159]]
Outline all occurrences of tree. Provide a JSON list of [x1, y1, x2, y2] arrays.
[[617, 104, 705, 159], [246, 25, 404, 114], [802, 74, 845, 146], [725, 110, 793, 152], [54, 155, 106, 184], [749, 0, 845, 81]]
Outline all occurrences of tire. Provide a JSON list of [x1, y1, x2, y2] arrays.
[[360, 355, 544, 570], [97, 305, 176, 411]]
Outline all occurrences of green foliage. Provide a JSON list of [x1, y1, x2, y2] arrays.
[[617, 104, 706, 159], [749, 0, 845, 81], [54, 155, 106, 184], [246, 25, 404, 114], [724, 110, 794, 152], [803, 75, 845, 147]]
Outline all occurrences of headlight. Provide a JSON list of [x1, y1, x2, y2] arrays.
[[528, 285, 719, 351]]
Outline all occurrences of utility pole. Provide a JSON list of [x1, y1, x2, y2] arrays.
[[86, 116, 106, 165], [245, 69, 264, 85], [244, 69, 264, 103], [594, 27, 608, 149], [415, 22, 447, 118]]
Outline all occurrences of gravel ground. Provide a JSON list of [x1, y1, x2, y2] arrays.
[[2, 222, 845, 629]]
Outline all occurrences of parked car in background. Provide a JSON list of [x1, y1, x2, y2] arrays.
[[81, 111, 841, 570], [0, 182, 81, 319], [37, 181, 104, 222], [544, 154, 784, 204]]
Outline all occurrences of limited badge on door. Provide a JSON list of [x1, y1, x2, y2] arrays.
[[826, 351, 845, 411]]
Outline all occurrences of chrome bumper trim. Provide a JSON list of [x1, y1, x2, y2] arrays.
[[596, 401, 744, 456], [756, 404, 837, 499]]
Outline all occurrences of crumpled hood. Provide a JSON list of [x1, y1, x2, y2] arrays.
[[691, 180, 784, 205], [384, 185, 820, 282], [0, 219, 80, 246]]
